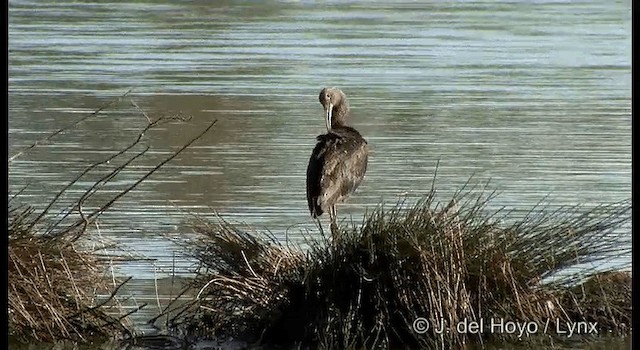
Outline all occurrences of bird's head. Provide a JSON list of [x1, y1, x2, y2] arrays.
[[319, 87, 348, 131]]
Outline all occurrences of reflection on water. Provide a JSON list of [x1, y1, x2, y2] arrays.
[[8, 0, 630, 341]]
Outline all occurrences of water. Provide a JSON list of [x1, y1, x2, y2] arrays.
[[8, 0, 631, 346]]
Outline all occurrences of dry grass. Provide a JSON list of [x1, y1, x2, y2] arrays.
[[159, 186, 631, 349], [10, 91, 628, 348], [561, 271, 631, 334], [8, 91, 218, 344], [8, 205, 133, 342]]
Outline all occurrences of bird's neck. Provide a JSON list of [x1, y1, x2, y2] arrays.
[[331, 103, 349, 128]]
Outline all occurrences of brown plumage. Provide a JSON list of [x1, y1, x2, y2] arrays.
[[306, 87, 369, 228]]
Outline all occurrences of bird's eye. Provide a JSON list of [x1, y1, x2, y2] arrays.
[[326, 94, 331, 100]]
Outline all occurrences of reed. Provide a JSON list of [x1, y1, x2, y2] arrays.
[[162, 186, 631, 349], [8, 91, 218, 343], [8, 204, 134, 342]]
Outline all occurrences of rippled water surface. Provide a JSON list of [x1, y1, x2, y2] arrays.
[[8, 0, 631, 342]]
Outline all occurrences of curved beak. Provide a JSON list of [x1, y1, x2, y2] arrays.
[[325, 103, 333, 131]]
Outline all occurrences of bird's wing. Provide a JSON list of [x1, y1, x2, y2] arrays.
[[306, 136, 330, 217], [319, 135, 369, 206]]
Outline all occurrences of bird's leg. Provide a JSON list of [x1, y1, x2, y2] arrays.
[[329, 205, 339, 240]]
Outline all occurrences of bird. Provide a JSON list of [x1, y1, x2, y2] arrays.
[[306, 87, 369, 234]]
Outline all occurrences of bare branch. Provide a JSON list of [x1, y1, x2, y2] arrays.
[[9, 89, 134, 163], [41, 102, 200, 236], [64, 118, 218, 240]]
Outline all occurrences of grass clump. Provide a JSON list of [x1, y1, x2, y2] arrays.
[[161, 187, 631, 349], [8, 90, 218, 344], [8, 204, 133, 342]]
